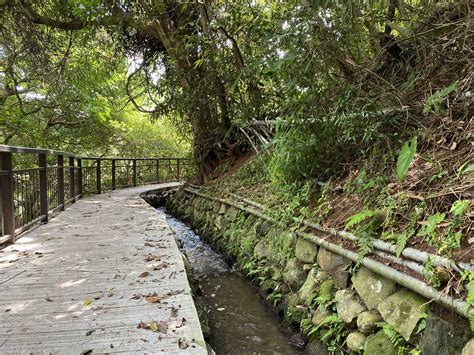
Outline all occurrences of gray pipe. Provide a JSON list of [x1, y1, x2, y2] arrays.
[[183, 187, 472, 319]]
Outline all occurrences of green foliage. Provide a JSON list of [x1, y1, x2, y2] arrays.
[[422, 257, 440, 287], [423, 82, 458, 114], [308, 314, 348, 353], [378, 322, 408, 354], [450, 200, 470, 217], [346, 209, 376, 229], [394, 229, 415, 257], [396, 136, 417, 181], [417, 213, 445, 240]]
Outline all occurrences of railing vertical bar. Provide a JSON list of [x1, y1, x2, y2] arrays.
[[112, 160, 116, 190], [132, 159, 137, 187], [38, 153, 48, 223], [156, 159, 160, 184], [96, 159, 101, 194], [57, 155, 65, 210], [77, 158, 83, 197], [176, 159, 180, 182], [1, 152, 14, 241], [69, 157, 75, 202]]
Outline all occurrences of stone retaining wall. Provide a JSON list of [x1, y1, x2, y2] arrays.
[[162, 188, 472, 355]]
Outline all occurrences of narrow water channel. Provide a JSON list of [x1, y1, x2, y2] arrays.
[[160, 208, 301, 355]]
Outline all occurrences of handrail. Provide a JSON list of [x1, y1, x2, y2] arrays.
[[0, 144, 194, 244]]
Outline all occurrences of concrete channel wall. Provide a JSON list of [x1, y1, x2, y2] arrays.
[[146, 187, 474, 355]]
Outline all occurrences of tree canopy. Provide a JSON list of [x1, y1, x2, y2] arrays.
[[0, 0, 471, 181]]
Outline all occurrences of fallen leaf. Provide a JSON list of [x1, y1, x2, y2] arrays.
[[144, 293, 160, 304], [149, 322, 158, 332], [137, 321, 150, 329], [178, 337, 189, 349], [83, 299, 92, 308], [157, 321, 168, 333], [139, 271, 150, 278], [176, 317, 186, 328]]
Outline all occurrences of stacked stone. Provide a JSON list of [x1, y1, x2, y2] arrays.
[[165, 189, 473, 355]]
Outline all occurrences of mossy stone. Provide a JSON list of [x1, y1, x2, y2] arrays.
[[364, 330, 398, 355], [282, 258, 306, 291], [377, 288, 428, 341], [295, 238, 318, 264]]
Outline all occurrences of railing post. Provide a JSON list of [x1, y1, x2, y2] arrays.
[[155, 159, 160, 183], [69, 156, 75, 201], [77, 158, 83, 198], [38, 153, 48, 223], [1, 152, 15, 241], [96, 159, 101, 194], [57, 155, 65, 210], [132, 159, 137, 187], [111, 160, 116, 190], [176, 159, 180, 182]]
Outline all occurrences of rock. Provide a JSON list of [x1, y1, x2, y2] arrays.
[[347, 331, 366, 351], [285, 293, 307, 325], [253, 240, 271, 260], [462, 339, 474, 355], [259, 279, 277, 294], [314, 270, 330, 283], [283, 258, 306, 291], [295, 238, 318, 264], [256, 220, 272, 236], [317, 248, 349, 271], [377, 288, 428, 341], [311, 305, 332, 327], [226, 207, 240, 220], [335, 289, 365, 324], [212, 201, 221, 213], [352, 267, 397, 310], [218, 203, 226, 215], [364, 330, 398, 355], [298, 270, 318, 304], [281, 231, 296, 250], [420, 312, 472, 355], [332, 266, 349, 289], [318, 279, 335, 300], [357, 310, 383, 335], [303, 263, 313, 273], [304, 339, 329, 355]]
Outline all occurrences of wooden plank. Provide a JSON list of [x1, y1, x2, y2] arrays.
[[0, 184, 205, 354]]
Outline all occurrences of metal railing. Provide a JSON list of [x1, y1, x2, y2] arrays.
[[0, 145, 193, 244]]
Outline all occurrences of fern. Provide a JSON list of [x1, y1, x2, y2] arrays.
[[469, 313, 474, 332], [418, 212, 445, 243], [356, 230, 374, 266], [345, 209, 375, 229], [395, 229, 414, 257], [379, 322, 407, 354]]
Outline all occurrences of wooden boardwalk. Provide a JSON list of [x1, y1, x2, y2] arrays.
[[0, 184, 207, 354]]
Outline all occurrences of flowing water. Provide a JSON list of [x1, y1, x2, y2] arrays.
[[161, 208, 301, 355]]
